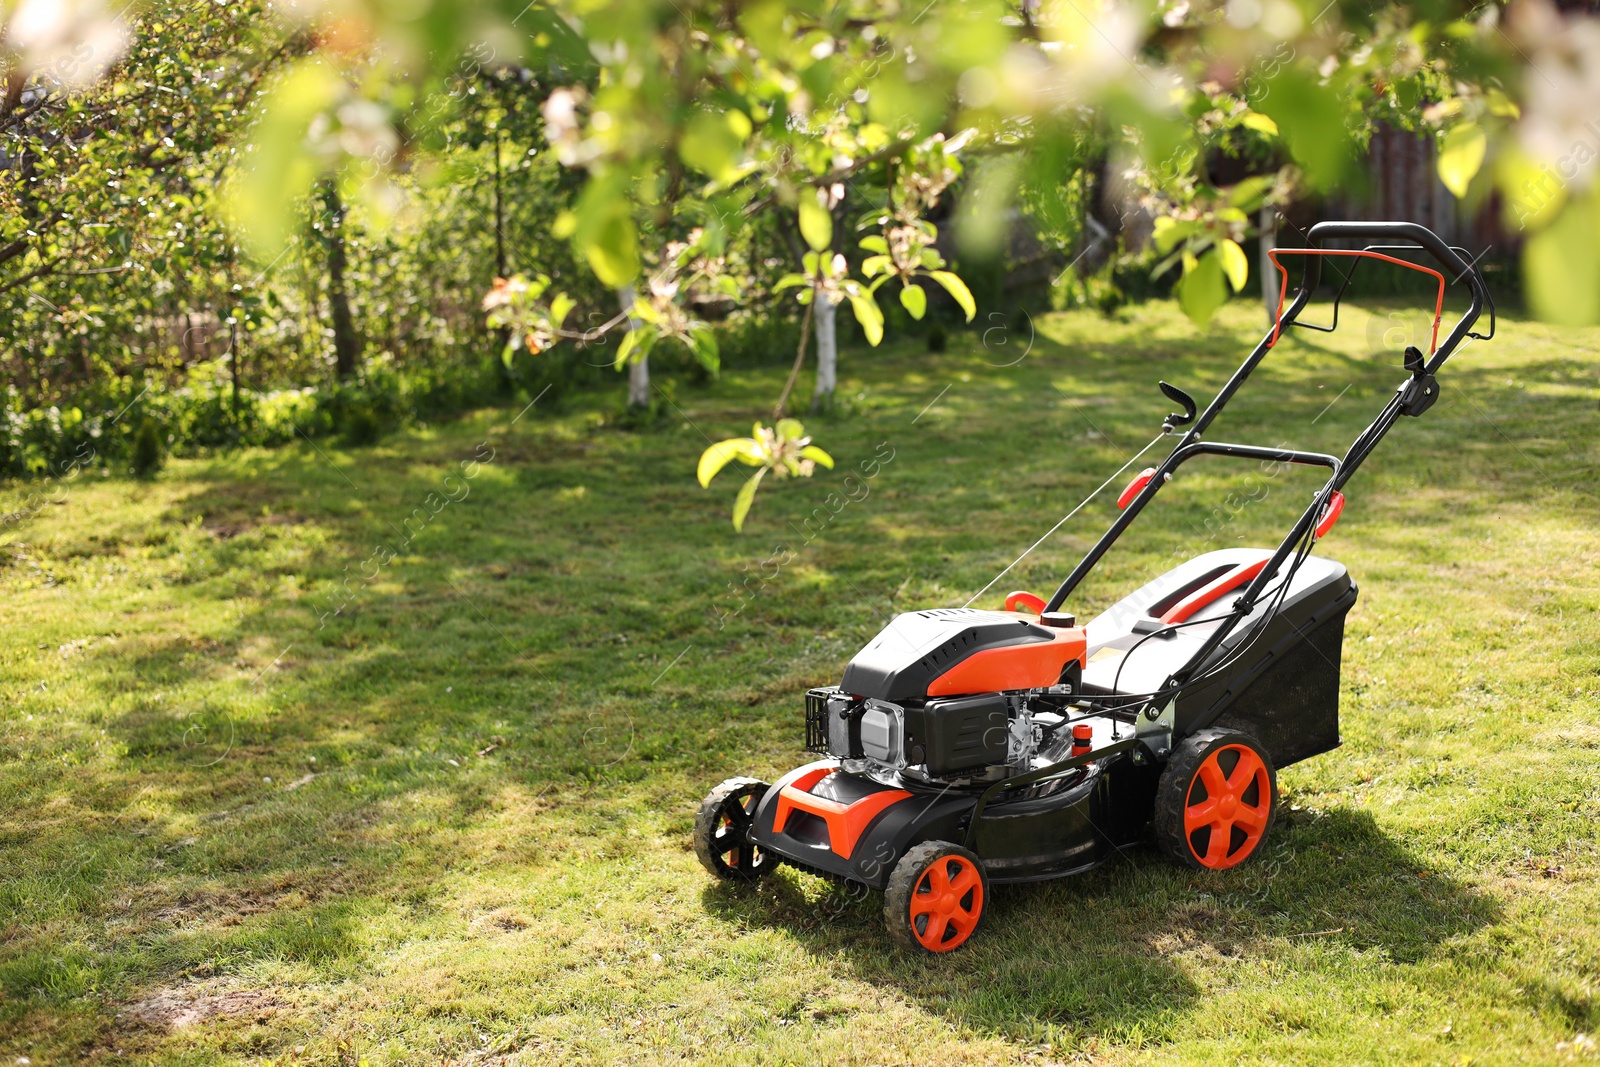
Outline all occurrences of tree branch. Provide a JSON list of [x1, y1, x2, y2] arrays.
[[772, 298, 814, 420], [0, 237, 31, 268], [553, 308, 631, 343], [0, 258, 59, 297]]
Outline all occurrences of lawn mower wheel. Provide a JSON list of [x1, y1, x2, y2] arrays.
[[1154, 729, 1279, 871], [884, 840, 989, 954], [694, 777, 781, 881]]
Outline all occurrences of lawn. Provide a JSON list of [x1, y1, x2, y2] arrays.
[[1, 299, 1597, 1066]]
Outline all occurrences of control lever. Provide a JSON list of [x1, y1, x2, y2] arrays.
[[1159, 381, 1197, 432], [1399, 345, 1439, 417]]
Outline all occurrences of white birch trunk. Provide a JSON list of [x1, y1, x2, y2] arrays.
[[1259, 206, 1278, 327], [620, 285, 649, 409], [811, 292, 839, 406]]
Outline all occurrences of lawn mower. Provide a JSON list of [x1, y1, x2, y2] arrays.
[[693, 221, 1494, 953]]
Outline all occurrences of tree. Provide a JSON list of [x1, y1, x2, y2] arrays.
[[316, 180, 361, 380], [0, 0, 300, 400], [15, 0, 1596, 522]]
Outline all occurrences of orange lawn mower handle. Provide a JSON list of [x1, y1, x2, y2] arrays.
[[1274, 220, 1492, 377]]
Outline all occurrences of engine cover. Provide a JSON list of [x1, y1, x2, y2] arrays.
[[840, 608, 1080, 702]]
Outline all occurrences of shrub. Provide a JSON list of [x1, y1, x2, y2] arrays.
[[131, 420, 165, 478], [0, 354, 510, 484]]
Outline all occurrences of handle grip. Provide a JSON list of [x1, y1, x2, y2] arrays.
[[1285, 221, 1489, 370], [1306, 221, 1475, 279]]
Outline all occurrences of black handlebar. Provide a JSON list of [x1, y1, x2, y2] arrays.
[[1286, 221, 1490, 373], [1044, 219, 1494, 619], [1306, 221, 1476, 279]]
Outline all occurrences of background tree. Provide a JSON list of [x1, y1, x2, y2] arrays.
[[8, 0, 1599, 520]]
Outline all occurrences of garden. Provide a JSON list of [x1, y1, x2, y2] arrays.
[[2, 1, 1598, 1064]]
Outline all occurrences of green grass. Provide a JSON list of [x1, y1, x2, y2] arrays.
[[1, 299, 1597, 1065]]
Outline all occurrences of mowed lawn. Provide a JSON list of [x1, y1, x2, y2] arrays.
[[1, 299, 1597, 1066]]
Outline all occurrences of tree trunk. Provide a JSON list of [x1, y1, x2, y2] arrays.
[[322, 182, 360, 381], [1259, 205, 1278, 327], [811, 292, 839, 408], [230, 317, 241, 421], [491, 129, 514, 380], [620, 285, 649, 409], [493, 127, 507, 278]]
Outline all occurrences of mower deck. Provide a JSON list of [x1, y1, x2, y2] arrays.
[[747, 749, 1161, 889]]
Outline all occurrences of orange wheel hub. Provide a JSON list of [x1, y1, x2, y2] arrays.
[[1183, 744, 1271, 869], [909, 854, 984, 951]]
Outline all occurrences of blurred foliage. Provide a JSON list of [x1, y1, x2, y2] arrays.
[[0, 0, 611, 437]]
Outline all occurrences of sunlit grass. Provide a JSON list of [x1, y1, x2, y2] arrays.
[[0, 299, 1596, 1064]]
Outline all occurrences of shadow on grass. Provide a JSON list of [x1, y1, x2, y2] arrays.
[[698, 805, 1498, 1046]]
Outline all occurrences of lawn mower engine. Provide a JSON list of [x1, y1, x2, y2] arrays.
[[812, 608, 1087, 784]]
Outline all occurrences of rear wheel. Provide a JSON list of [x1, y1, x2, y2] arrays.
[[1154, 729, 1277, 871], [884, 841, 988, 954], [693, 777, 780, 881]]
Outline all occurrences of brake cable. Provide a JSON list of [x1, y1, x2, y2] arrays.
[[962, 430, 1170, 609]]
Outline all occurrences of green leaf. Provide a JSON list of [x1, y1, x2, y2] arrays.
[[1226, 175, 1276, 212], [899, 282, 927, 319], [679, 109, 751, 183], [1497, 147, 1566, 230], [732, 467, 766, 532], [799, 445, 833, 469], [927, 270, 975, 321], [615, 328, 640, 369], [1217, 238, 1249, 292], [1152, 216, 1200, 254], [861, 254, 893, 278], [859, 235, 889, 254], [229, 60, 343, 258], [548, 293, 576, 329], [615, 327, 653, 369], [739, 0, 788, 56], [798, 191, 833, 252], [1486, 88, 1520, 119], [585, 209, 639, 288], [846, 292, 884, 346], [1240, 111, 1278, 136], [698, 437, 762, 487], [1438, 122, 1487, 199], [1177, 249, 1227, 325], [688, 326, 720, 374], [572, 171, 640, 287], [1252, 68, 1351, 190], [774, 273, 809, 291], [1525, 193, 1600, 326]]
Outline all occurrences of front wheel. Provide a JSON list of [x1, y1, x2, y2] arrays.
[[883, 841, 989, 954], [693, 777, 780, 881], [1154, 729, 1278, 871]]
